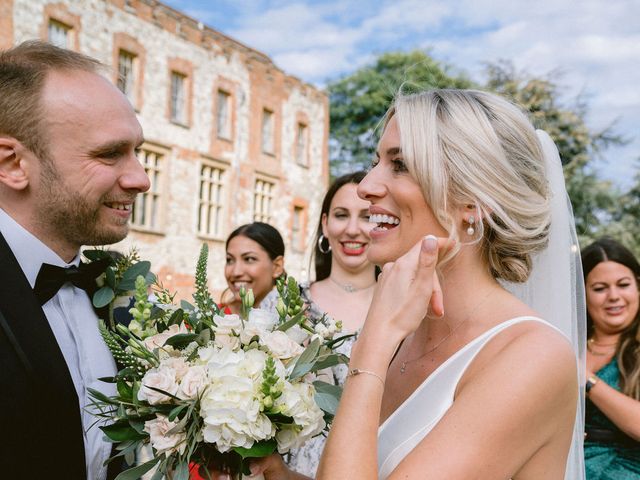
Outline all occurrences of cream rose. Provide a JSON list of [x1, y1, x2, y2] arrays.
[[261, 330, 304, 360], [178, 365, 208, 399], [138, 365, 179, 404], [144, 414, 186, 455]]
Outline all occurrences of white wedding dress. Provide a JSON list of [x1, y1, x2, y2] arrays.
[[377, 316, 559, 479]]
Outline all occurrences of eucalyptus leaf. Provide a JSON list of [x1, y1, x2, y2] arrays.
[[93, 286, 115, 308], [101, 421, 146, 442], [168, 308, 185, 326], [233, 438, 277, 459], [105, 267, 116, 289], [114, 457, 160, 480], [164, 333, 199, 349], [118, 261, 151, 290], [145, 271, 157, 284], [311, 353, 349, 371], [180, 299, 195, 311], [172, 461, 190, 480], [313, 381, 343, 415], [83, 249, 111, 262], [117, 380, 133, 399], [289, 338, 321, 380], [168, 404, 188, 422]]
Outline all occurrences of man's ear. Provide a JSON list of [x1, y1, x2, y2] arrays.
[[0, 137, 30, 190], [272, 255, 285, 279]]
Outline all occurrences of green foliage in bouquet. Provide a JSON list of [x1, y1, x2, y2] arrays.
[[88, 244, 348, 480]]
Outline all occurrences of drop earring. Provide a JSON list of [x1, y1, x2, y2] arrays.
[[466, 215, 475, 236]]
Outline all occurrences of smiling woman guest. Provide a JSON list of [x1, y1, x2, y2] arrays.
[[582, 238, 640, 479], [221, 222, 285, 314], [286, 171, 377, 476]]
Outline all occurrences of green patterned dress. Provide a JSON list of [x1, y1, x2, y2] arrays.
[[584, 359, 640, 479]]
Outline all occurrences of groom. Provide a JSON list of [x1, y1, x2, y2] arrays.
[[0, 41, 150, 479]]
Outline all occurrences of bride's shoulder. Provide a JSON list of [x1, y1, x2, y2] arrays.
[[462, 317, 577, 398]]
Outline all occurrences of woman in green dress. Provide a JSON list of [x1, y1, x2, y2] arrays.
[[582, 238, 640, 479]]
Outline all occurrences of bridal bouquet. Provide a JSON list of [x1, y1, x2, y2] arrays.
[[87, 245, 347, 480]]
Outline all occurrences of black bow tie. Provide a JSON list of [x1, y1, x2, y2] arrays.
[[33, 258, 110, 306]]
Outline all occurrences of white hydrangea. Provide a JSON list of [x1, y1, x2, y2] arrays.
[[274, 381, 325, 453], [199, 348, 275, 451]]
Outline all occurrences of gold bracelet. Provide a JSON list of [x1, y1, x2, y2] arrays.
[[347, 368, 385, 387]]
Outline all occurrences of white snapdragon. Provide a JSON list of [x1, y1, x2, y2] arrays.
[[144, 414, 187, 456]]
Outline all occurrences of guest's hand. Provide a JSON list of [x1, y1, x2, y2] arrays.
[[247, 453, 310, 480]]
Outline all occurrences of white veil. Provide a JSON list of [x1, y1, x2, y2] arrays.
[[503, 130, 586, 479]]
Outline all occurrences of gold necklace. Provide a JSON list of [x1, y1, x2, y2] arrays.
[[329, 276, 375, 293], [587, 338, 617, 356], [399, 289, 496, 374]]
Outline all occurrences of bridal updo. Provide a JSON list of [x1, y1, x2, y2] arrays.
[[389, 89, 551, 283]]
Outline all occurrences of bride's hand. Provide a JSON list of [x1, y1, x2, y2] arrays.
[[363, 235, 452, 344]]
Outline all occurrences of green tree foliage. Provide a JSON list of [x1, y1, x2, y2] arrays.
[[607, 160, 640, 255], [328, 50, 473, 174], [485, 61, 627, 247], [328, 51, 632, 250]]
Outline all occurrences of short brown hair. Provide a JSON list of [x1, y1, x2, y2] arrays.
[[0, 40, 103, 159]]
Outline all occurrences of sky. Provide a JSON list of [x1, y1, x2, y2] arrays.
[[164, 0, 640, 190]]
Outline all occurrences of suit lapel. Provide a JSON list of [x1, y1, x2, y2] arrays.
[[0, 231, 86, 474]]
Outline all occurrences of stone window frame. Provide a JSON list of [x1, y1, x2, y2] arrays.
[[197, 158, 228, 241], [131, 142, 169, 234], [167, 57, 193, 127], [41, 4, 80, 50], [290, 198, 309, 253], [294, 112, 310, 167], [253, 175, 277, 224], [261, 108, 275, 155], [112, 33, 146, 112]]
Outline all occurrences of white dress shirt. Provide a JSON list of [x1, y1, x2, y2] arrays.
[[0, 208, 117, 480]]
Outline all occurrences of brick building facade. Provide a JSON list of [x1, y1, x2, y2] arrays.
[[1, 0, 330, 298]]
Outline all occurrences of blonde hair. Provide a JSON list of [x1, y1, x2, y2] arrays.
[[389, 89, 551, 282]]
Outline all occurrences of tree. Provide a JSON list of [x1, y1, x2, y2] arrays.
[[327, 51, 630, 248], [328, 50, 473, 174], [484, 61, 627, 247]]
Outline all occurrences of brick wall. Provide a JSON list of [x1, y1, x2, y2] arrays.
[[5, 0, 329, 299]]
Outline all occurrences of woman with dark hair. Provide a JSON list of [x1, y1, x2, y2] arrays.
[[221, 222, 285, 314], [285, 171, 377, 476], [582, 237, 640, 478]]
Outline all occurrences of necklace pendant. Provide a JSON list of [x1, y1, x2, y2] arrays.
[[344, 283, 356, 293]]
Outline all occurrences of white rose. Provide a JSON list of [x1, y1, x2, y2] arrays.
[[213, 314, 242, 335], [284, 324, 310, 344], [248, 308, 279, 331], [138, 365, 179, 404], [261, 330, 304, 360], [275, 382, 325, 448], [178, 365, 208, 399], [275, 426, 299, 454], [144, 414, 186, 455], [239, 322, 264, 345], [214, 333, 240, 350]]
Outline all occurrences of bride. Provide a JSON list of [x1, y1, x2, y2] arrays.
[[250, 89, 585, 479]]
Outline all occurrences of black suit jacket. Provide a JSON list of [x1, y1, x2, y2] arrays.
[[0, 231, 123, 479]]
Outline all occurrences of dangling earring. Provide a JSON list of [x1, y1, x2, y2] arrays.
[[318, 234, 331, 254], [466, 215, 475, 236]]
